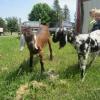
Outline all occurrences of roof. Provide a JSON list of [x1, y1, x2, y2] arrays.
[[21, 21, 41, 28], [62, 21, 72, 27], [82, 0, 89, 1]]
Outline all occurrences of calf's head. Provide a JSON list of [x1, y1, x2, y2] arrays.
[[20, 27, 37, 52], [52, 28, 67, 48]]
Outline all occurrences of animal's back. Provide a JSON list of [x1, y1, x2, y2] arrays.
[[75, 34, 89, 44], [90, 30, 100, 43], [36, 25, 50, 49]]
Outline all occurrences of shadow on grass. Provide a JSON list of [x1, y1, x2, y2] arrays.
[[5, 56, 40, 82], [29, 63, 81, 82], [59, 64, 80, 79], [59, 60, 95, 80]]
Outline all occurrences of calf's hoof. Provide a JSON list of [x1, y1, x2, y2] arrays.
[[29, 67, 33, 73], [50, 55, 53, 61], [41, 69, 45, 74], [81, 69, 85, 79]]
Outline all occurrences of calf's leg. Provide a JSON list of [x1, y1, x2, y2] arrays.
[[29, 52, 33, 71], [80, 59, 86, 78], [80, 45, 90, 78], [48, 39, 53, 60], [81, 52, 90, 78], [88, 52, 97, 66], [39, 51, 45, 74]]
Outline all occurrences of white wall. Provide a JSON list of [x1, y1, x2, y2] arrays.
[[0, 28, 3, 32], [82, 0, 100, 34]]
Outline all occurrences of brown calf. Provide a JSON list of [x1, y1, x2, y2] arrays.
[[20, 25, 53, 73]]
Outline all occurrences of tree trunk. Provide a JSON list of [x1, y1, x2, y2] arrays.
[[11, 32, 12, 35]]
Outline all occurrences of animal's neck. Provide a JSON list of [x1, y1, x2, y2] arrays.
[[67, 35, 76, 44], [33, 34, 38, 49]]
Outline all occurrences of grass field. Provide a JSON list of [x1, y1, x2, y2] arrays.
[[0, 36, 100, 100]]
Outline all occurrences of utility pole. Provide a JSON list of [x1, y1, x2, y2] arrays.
[[18, 18, 21, 36]]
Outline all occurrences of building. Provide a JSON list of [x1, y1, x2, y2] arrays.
[[21, 21, 41, 33], [22, 21, 41, 28], [62, 21, 73, 29], [0, 27, 3, 35]]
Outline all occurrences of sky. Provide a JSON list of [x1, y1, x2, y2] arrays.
[[0, 0, 76, 22]]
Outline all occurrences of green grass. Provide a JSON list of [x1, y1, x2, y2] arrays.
[[0, 36, 100, 100]]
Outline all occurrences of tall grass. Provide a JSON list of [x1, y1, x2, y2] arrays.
[[0, 36, 100, 100]]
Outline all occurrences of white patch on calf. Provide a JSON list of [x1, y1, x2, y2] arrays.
[[63, 27, 67, 31], [65, 35, 68, 43], [61, 28, 63, 31], [55, 28, 59, 35], [81, 65, 86, 71], [34, 34, 38, 49], [76, 34, 89, 43], [81, 45, 90, 71], [75, 34, 89, 53], [84, 43, 89, 53], [90, 30, 100, 43], [20, 34, 25, 51]]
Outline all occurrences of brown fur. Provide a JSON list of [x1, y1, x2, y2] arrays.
[[23, 25, 53, 73]]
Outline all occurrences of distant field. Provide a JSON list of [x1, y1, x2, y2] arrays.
[[0, 36, 100, 100]]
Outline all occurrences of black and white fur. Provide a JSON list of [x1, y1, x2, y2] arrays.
[[79, 30, 100, 77], [53, 28, 100, 78], [52, 27, 67, 48]]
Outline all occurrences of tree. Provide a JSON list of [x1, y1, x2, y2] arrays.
[[53, 0, 63, 26], [0, 17, 7, 32], [6, 17, 19, 35], [29, 3, 51, 25], [63, 5, 70, 21], [49, 10, 58, 27], [53, 0, 61, 11]]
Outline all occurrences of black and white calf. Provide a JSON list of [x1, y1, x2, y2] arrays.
[[52, 28, 100, 78], [52, 27, 67, 48], [78, 30, 100, 78]]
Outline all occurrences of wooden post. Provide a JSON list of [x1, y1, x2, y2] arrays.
[[18, 18, 22, 36]]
